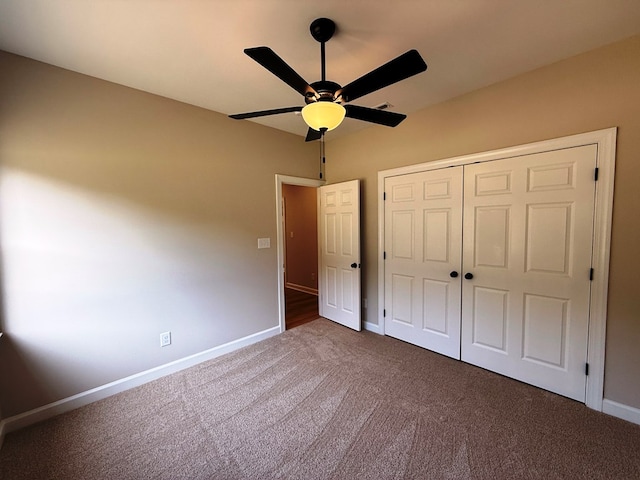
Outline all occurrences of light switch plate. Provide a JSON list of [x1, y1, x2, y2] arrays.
[[258, 237, 271, 249]]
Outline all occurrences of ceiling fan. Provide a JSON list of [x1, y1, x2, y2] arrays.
[[229, 18, 428, 141]]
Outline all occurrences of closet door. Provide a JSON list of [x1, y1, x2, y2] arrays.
[[461, 145, 597, 402], [384, 167, 463, 359]]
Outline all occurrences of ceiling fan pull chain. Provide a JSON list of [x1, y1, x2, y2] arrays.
[[319, 128, 327, 179]]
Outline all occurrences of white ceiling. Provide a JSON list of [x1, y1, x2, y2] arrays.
[[2, 0, 640, 140]]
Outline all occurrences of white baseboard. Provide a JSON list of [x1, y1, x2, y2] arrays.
[[285, 283, 318, 295], [364, 321, 382, 335], [1, 325, 280, 436], [602, 399, 640, 426]]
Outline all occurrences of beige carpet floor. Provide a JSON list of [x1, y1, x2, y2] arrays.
[[1, 318, 639, 479]]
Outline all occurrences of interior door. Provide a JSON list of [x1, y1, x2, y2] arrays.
[[461, 145, 597, 402], [383, 167, 463, 358], [318, 180, 361, 331]]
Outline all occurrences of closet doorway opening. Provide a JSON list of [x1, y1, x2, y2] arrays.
[[376, 128, 616, 410]]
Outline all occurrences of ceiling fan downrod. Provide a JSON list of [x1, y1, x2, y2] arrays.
[[309, 18, 338, 103]]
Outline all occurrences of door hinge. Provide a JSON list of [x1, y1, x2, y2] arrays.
[[594, 167, 599, 181], [383, 251, 387, 260], [383, 309, 386, 317], [585, 363, 590, 376], [383, 192, 386, 201], [590, 268, 594, 281]]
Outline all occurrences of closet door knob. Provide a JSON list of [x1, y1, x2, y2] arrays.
[[464, 272, 474, 280], [450, 271, 459, 278]]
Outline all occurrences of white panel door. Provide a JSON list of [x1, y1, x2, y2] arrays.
[[461, 145, 597, 401], [318, 180, 361, 331], [384, 167, 463, 359]]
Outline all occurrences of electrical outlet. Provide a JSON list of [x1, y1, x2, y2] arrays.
[[160, 331, 171, 347]]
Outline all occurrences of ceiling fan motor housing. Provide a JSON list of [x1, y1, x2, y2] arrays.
[[307, 80, 342, 104]]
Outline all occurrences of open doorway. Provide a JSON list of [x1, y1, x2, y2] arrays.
[[282, 184, 319, 329], [275, 175, 324, 332]]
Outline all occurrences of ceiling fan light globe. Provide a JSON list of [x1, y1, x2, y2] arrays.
[[301, 102, 346, 131]]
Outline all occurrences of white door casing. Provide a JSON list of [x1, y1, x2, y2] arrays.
[[318, 180, 361, 331], [461, 145, 596, 402], [384, 167, 463, 359], [377, 128, 617, 411]]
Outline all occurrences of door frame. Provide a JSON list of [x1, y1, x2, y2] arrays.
[[377, 128, 617, 411], [275, 174, 324, 333]]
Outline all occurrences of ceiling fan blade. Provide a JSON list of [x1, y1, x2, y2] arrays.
[[344, 105, 407, 127], [337, 50, 427, 103], [305, 128, 323, 142], [229, 106, 302, 120], [245, 47, 317, 97]]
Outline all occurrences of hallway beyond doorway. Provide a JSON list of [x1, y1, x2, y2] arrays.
[[285, 288, 319, 329]]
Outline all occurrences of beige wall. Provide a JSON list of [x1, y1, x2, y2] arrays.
[[0, 51, 317, 418], [327, 34, 640, 408], [282, 185, 318, 291]]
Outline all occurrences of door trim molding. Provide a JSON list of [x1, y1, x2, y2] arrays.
[[275, 175, 324, 333], [377, 128, 617, 411]]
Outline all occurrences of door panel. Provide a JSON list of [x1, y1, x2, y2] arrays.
[[461, 145, 597, 402], [423, 279, 449, 334], [472, 286, 508, 352], [526, 203, 573, 274], [474, 206, 511, 268], [522, 293, 568, 368], [384, 167, 463, 359], [318, 180, 361, 331]]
